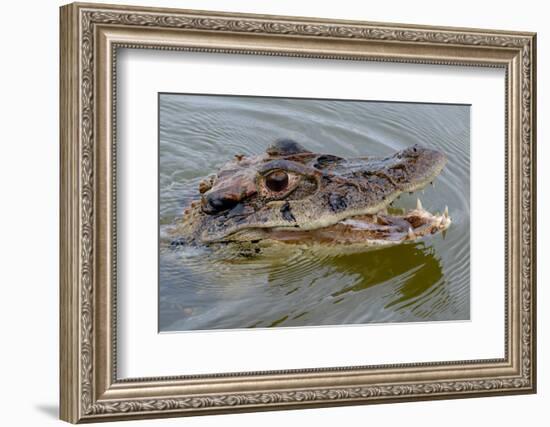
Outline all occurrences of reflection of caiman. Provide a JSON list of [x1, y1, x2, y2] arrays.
[[173, 139, 451, 247]]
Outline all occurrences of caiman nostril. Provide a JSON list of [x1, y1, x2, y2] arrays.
[[201, 193, 238, 214]]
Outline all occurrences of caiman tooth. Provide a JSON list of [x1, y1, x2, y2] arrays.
[[416, 198, 423, 210], [442, 228, 447, 240], [407, 227, 415, 240], [444, 205, 449, 218]]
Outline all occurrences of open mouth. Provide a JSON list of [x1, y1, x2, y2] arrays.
[[338, 200, 450, 244], [263, 198, 451, 245]]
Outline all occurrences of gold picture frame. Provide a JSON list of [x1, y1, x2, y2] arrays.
[[60, 2, 537, 423]]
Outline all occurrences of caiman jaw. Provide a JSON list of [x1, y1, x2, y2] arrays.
[[338, 200, 451, 245], [263, 198, 451, 245]]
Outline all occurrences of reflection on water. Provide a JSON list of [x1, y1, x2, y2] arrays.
[[159, 94, 470, 332]]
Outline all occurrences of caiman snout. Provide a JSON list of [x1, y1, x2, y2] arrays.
[[201, 172, 258, 215], [201, 192, 239, 214]]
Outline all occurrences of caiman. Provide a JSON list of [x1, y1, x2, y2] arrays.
[[172, 139, 451, 248]]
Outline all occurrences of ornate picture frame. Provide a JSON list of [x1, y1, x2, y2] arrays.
[[60, 2, 536, 423]]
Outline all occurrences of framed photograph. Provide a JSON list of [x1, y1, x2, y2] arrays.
[[60, 2, 537, 423]]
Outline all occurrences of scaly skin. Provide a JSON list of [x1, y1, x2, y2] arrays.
[[173, 139, 451, 246]]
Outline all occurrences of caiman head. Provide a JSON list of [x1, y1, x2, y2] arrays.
[[174, 139, 451, 246]]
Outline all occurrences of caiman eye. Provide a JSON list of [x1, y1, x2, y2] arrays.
[[265, 170, 289, 192]]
